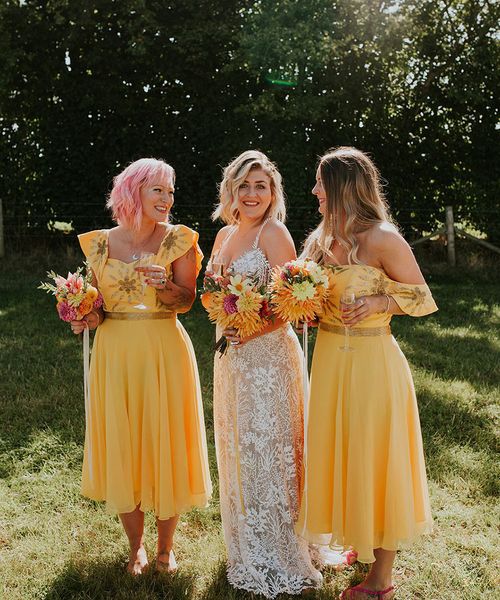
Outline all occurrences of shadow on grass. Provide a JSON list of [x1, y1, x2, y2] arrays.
[[395, 326, 499, 391], [44, 558, 197, 600]]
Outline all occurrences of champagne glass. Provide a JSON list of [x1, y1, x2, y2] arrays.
[[211, 254, 228, 277], [339, 290, 356, 351], [134, 251, 155, 310]]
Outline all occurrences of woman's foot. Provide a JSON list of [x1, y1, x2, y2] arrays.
[[156, 549, 177, 574], [340, 582, 395, 599], [126, 545, 149, 576]]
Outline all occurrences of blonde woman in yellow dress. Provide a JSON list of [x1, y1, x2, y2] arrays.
[[296, 147, 437, 599], [209, 150, 322, 598], [69, 158, 212, 575]]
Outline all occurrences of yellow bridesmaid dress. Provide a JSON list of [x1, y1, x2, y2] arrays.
[[296, 265, 437, 563], [78, 224, 212, 519]]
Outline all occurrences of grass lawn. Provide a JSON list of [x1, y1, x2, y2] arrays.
[[0, 252, 498, 600]]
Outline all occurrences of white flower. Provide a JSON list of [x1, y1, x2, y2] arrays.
[[228, 273, 253, 296], [291, 281, 316, 301], [306, 261, 329, 287]]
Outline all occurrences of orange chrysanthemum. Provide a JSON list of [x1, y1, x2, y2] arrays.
[[269, 260, 331, 325], [270, 282, 328, 325], [203, 289, 266, 338]]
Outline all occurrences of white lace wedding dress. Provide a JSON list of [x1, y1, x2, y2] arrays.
[[212, 223, 322, 598]]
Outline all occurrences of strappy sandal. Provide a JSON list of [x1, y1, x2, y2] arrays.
[[334, 549, 358, 571], [126, 547, 149, 576], [340, 583, 395, 599], [155, 549, 178, 574]]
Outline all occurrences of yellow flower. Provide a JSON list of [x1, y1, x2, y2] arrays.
[[291, 281, 316, 301], [85, 286, 98, 302], [236, 290, 262, 313]]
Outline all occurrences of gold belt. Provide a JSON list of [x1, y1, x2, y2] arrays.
[[320, 323, 391, 336], [104, 311, 175, 320]]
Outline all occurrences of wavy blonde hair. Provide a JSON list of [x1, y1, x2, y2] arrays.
[[301, 147, 393, 264], [212, 150, 286, 224]]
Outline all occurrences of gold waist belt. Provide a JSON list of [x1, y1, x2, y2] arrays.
[[320, 323, 391, 336], [104, 311, 175, 320]]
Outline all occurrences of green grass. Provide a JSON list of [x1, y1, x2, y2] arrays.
[[0, 256, 499, 600]]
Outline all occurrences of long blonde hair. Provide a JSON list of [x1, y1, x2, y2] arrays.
[[212, 150, 286, 224], [301, 147, 392, 264]]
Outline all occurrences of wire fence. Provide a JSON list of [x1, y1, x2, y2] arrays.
[[1, 201, 498, 264]]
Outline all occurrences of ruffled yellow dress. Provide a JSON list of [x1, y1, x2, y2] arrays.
[[78, 224, 212, 519], [296, 265, 437, 563]]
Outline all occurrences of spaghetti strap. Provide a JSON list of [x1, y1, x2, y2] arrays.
[[252, 218, 271, 249]]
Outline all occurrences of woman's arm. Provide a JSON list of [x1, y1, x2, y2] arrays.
[[342, 225, 426, 326], [152, 247, 198, 314]]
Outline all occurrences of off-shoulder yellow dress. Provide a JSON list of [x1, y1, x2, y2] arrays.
[[296, 265, 437, 563], [78, 224, 212, 519]]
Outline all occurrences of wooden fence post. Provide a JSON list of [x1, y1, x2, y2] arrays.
[[0, 198, 4, 259], [446, 205, 456, 267]]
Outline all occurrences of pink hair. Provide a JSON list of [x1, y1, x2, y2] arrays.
[[107, 158, 175, 230]]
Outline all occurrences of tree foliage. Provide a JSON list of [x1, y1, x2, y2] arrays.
[[0, 0, 498, 250]]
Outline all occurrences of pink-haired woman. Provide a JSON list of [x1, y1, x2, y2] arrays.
[[70, 158, 212, 575]]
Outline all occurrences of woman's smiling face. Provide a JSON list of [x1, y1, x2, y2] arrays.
[[140, 177, 174, 223], [236, 169, 273, 222]]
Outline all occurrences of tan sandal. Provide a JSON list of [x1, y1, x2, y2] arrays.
[[126, 547, 149, 576], [156, 549, 178, 574]]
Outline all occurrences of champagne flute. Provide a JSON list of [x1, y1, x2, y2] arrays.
[[339, 290, 356, 351], [134, 251, 155, 310], [211, 254, 228, 277]]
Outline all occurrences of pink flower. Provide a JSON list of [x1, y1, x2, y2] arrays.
[[93, 293, 103, 309], [57, 301, 78, 322], [65, 272, 84, 295], [223, 294, 239, 314], [54, 275, 66, 288]]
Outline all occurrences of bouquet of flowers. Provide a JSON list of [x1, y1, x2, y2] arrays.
[[201, 272, 272, 354], [269, 259, 330, 326], [38, 265, 103, 322]]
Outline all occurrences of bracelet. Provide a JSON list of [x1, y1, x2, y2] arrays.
[[383, 294, 391, 314]]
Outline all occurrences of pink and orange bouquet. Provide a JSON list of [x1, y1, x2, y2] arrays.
[[270, 259, 331, 325], [201, 272, 272, 353], [39, 265, 103, 322]]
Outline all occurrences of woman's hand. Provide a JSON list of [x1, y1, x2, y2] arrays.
[[341, 295, 386, 326], [222, 327, 246, 347], [294, 319, 319, 335], [135, 264, 168, 290], [222, 327, 255, 347], [70, 311, 101, 335]]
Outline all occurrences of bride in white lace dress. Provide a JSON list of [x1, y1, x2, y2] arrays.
[[208, 151, 322, 598]]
